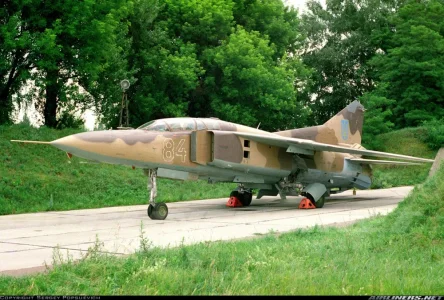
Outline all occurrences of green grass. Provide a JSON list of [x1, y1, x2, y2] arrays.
[[1, 162, 443, 295], [0, 124, 235, 215], [365, 127, 437, 189]]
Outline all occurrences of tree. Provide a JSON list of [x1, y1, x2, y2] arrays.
[[0, 0, 33, 125], [161, 0, 235, 55], [25, 0, 131, 127], [204, 27, 307, 130], [368, 0, 444, 128], [110, 0, 309, 131], [359, 84, 395, 148], [300, 0, 402, 125], [110, 0, 205, 128], [87, 14, 135, 129], [233, 0, 303, 59]]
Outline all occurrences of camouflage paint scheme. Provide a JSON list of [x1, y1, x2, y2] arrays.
[[13, 101, 434, 204]]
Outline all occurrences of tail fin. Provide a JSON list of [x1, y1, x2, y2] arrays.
[[274, 100, 365, 145], [324, 100, 365, 145]]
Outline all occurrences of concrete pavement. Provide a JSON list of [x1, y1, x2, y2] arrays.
[[0, 186, 413, 276]]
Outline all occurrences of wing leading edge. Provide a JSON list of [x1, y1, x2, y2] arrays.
[[346, 158, 421, 166], [227, 131, 434, 164]]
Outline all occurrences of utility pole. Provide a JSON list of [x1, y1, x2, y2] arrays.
[[119, 79, 130, 129]]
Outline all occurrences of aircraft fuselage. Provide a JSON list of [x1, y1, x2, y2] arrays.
[[50, 126, 372, 194]]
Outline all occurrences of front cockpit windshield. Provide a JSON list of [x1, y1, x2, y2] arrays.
[[137, 120, 169, 131]]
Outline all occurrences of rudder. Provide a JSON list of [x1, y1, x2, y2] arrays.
[[273, 100, 365, 146], [323, 100, 365, 145]]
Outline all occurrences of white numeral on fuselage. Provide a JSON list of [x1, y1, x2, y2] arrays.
[[162, 138, 186, 163]]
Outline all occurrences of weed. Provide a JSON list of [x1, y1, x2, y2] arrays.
[[138, 221, 153, 253]]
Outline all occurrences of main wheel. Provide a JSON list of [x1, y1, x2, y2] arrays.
[[230, 191, 252, 206], [230, 191, 239, 198], [307, 194, 325, 208], [240, 192, 252, 206], [147, 203, 169, 220], [154, 202, 168, 220], [147, 204, 155, 219]]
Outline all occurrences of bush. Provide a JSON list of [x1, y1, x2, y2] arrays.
[[56, 111, 85, 130], [420, 118, 444, 150]]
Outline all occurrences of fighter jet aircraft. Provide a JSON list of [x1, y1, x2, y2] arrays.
[[12, 101, 434, 220]]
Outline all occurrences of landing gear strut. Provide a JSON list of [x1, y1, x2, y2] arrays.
[[144, 168, 168, 220]]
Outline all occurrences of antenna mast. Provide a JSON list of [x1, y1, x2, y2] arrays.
[[118, 79, 130, 129]]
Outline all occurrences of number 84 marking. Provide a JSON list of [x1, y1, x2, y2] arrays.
[[162, 138, 186, 162]]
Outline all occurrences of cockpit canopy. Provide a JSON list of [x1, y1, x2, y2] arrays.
[[137, 118, 221, 132]]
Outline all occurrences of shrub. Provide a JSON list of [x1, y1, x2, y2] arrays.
[[420, 118, 444, 150]]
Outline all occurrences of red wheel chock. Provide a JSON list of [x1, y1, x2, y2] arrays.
[[226, 196, 243, 207], [298, 197, 316, 209]]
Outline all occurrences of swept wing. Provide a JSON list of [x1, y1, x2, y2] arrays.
[[345, 158, 421, 165], [228, 131, 434, 164]]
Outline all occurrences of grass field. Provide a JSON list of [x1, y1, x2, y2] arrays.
[[0, 162, 442, 295], [0, 124, 437, 215], [366, 127, 437, 189]]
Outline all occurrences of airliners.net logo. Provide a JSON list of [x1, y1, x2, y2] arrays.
[[369, 297, 443, 300]]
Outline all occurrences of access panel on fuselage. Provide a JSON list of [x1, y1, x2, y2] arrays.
[[241, 137, 293, 171], [190, 130, 213, 165], [211, 131, 292, 171]]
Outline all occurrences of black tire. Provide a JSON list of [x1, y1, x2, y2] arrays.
[[315, 196, 325, 208], [307, 194, 325, 208], [154, 202, 168, 220], [147, 203, 168, 220], [230, 191, 252, 206], [240, 192, 252, 206], [147, 204, 155, 219]]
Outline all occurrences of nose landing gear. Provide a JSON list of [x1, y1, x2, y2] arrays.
[[144, 168, 168, 220]]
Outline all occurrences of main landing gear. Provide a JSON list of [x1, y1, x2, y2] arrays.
[[298, 193, 326, 209], [144, 168, 168, 220], [226, 187, 253, 207]]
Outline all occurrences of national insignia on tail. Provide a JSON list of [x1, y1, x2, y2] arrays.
[[341, 119, 349, 141]]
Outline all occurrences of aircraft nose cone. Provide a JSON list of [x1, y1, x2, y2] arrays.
[[50, 130, 160, 164], [50, 131, 109, 159], [51, 135, 81, 151], [53, 130, 158, 146]]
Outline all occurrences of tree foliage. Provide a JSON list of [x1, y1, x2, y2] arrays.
[[1, 0, 443, 138], [204, 27, 307, 129], [0, 0, 131, 127], [109, 0, 309, 131], [31, 0, 131, 128], [300, 0, 401, 125], [359, 84, 395, 148], [419, 118, 444, 150], [0, 0, 33, 124], [367, 0, 444, 128]]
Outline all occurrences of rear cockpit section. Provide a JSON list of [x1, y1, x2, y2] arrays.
[[137, 118, 226, 132], [137, 117, 271, 135]]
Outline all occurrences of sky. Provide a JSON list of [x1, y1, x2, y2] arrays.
[[285, 0, 310, 11], [286, 0, 327, 13]]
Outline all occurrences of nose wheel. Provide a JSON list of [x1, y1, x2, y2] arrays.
[[144, 168, 169, 220], [147, 203, 168, 220]]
